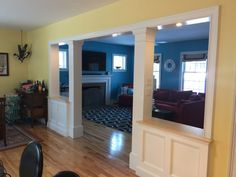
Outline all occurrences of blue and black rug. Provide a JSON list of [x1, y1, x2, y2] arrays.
[[82, 105, 132, 133]]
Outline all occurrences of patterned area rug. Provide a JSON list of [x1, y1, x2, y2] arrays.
[[82, 105, 132, 133], [0, 124, 40, 151]]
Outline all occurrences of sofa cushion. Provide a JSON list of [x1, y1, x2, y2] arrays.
[[168, 90, 179, 102], [189, 94, 201, 101], [156, 90, 169, 101], [179, 90, 193, 100]]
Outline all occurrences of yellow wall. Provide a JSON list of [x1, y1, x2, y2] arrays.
[[26, 0, 236, 177], [0, 28, 28, 96]]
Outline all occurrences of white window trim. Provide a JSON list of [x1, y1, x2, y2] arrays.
[[59, 49, 69, 71], [180, 50, 208, 92], [112, 54, 127, 72]]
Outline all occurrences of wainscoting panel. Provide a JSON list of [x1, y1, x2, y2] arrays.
[[48, 98, 69, 136], [135, 122, 210, 177], [142, 131, 166, 173], [170, 140, 200, 177]]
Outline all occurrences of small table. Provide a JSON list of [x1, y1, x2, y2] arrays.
[[152, 108, 174, 121]]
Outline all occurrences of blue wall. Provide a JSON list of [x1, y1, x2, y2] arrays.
[[155, 39, 209, 90], [83, 41, 134, 99], [59, 42, 134, 100]]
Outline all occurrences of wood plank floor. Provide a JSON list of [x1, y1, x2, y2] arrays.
[[0, 120, 138, 177]]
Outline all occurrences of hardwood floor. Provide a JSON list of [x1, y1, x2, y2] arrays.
[[0, 120, 138, 177]]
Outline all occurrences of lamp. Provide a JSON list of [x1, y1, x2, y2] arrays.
[[14, 30, 31, 63]]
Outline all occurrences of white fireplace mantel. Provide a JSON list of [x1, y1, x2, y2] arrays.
[[82, 75, 111, 105]]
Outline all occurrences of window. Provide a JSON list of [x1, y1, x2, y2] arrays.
[[182, 52, 207, 93], [59, 50, 68, 70], [112, 54, 127, 72], [153, 54, 161, 89]]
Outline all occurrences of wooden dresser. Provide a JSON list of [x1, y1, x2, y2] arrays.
[[20, 91, 48, 127], [0, 97, 6, 146]]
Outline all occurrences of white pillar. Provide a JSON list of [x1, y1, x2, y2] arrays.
[[48, 44, 60, 98], [130, 28, 156, 170], [68, 40, 84, 138]]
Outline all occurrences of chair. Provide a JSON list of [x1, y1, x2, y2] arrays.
[[53, 171, 80, 177], [19, 141, 43, 177], [0, 97, 6, 146]]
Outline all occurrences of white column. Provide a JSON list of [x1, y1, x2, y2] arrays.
[[48, 44, 60, 98], [68, 40, 84, 138], [130, 28, 156, 170]]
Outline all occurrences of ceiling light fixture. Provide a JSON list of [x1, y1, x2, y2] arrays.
[[112, 33, 121, 37], [59, 42, 66, 46], [157, 41, 167, 44], [176, 22, 183, 27], [186, 17, 210, 25], [157, 25, 163, 30]]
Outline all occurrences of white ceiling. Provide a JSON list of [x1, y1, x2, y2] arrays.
[[0, 0, 117, 30], [90, 22, 210, 45]]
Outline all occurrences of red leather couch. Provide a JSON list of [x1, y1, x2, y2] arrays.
[[153, 89, 205, 128]]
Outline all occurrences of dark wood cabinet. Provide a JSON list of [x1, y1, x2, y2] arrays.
[[20, 92, 48, 127], [0, 97, 6, 146]]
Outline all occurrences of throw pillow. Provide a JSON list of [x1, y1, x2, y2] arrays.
[[121, 86, 128, 95], [127, 88, 133, 95]]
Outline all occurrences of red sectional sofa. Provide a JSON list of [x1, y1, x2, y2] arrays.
[[153, 89, 205, 128], [118, 84, 205, 128]]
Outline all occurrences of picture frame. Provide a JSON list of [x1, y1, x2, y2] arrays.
[[0, 53, 9, 76]]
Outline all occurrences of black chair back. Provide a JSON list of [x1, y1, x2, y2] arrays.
[[19, 141, 43, 177], [53, 171, 80, 177]]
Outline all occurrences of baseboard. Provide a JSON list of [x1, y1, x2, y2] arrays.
[[47, 121, 68, 137], [136, 167, 160, 177], [68, 124, 84, 138], [129, 152, 138, 171]]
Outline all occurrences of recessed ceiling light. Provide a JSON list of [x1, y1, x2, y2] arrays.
[[59, 42, 66, 46], [186, 17, 210, 25], [157, 41, 167, 44], [176, 22, 183, 27], [157, 25, 163, 30], [112, 33, 121, 37]]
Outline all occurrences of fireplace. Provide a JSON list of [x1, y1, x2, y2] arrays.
[[82, 75, 111, 105], [82, 83, 106, 107]]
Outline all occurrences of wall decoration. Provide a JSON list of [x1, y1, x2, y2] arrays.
[[13, 30, 31, 63], [0, 53, 9, 76], [164, 59, 176, 72]]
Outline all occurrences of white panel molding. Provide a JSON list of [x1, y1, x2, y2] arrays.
[[47, 98, 69, 136], [142, 131, 165, 173], [136, 123, 209, 177]]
